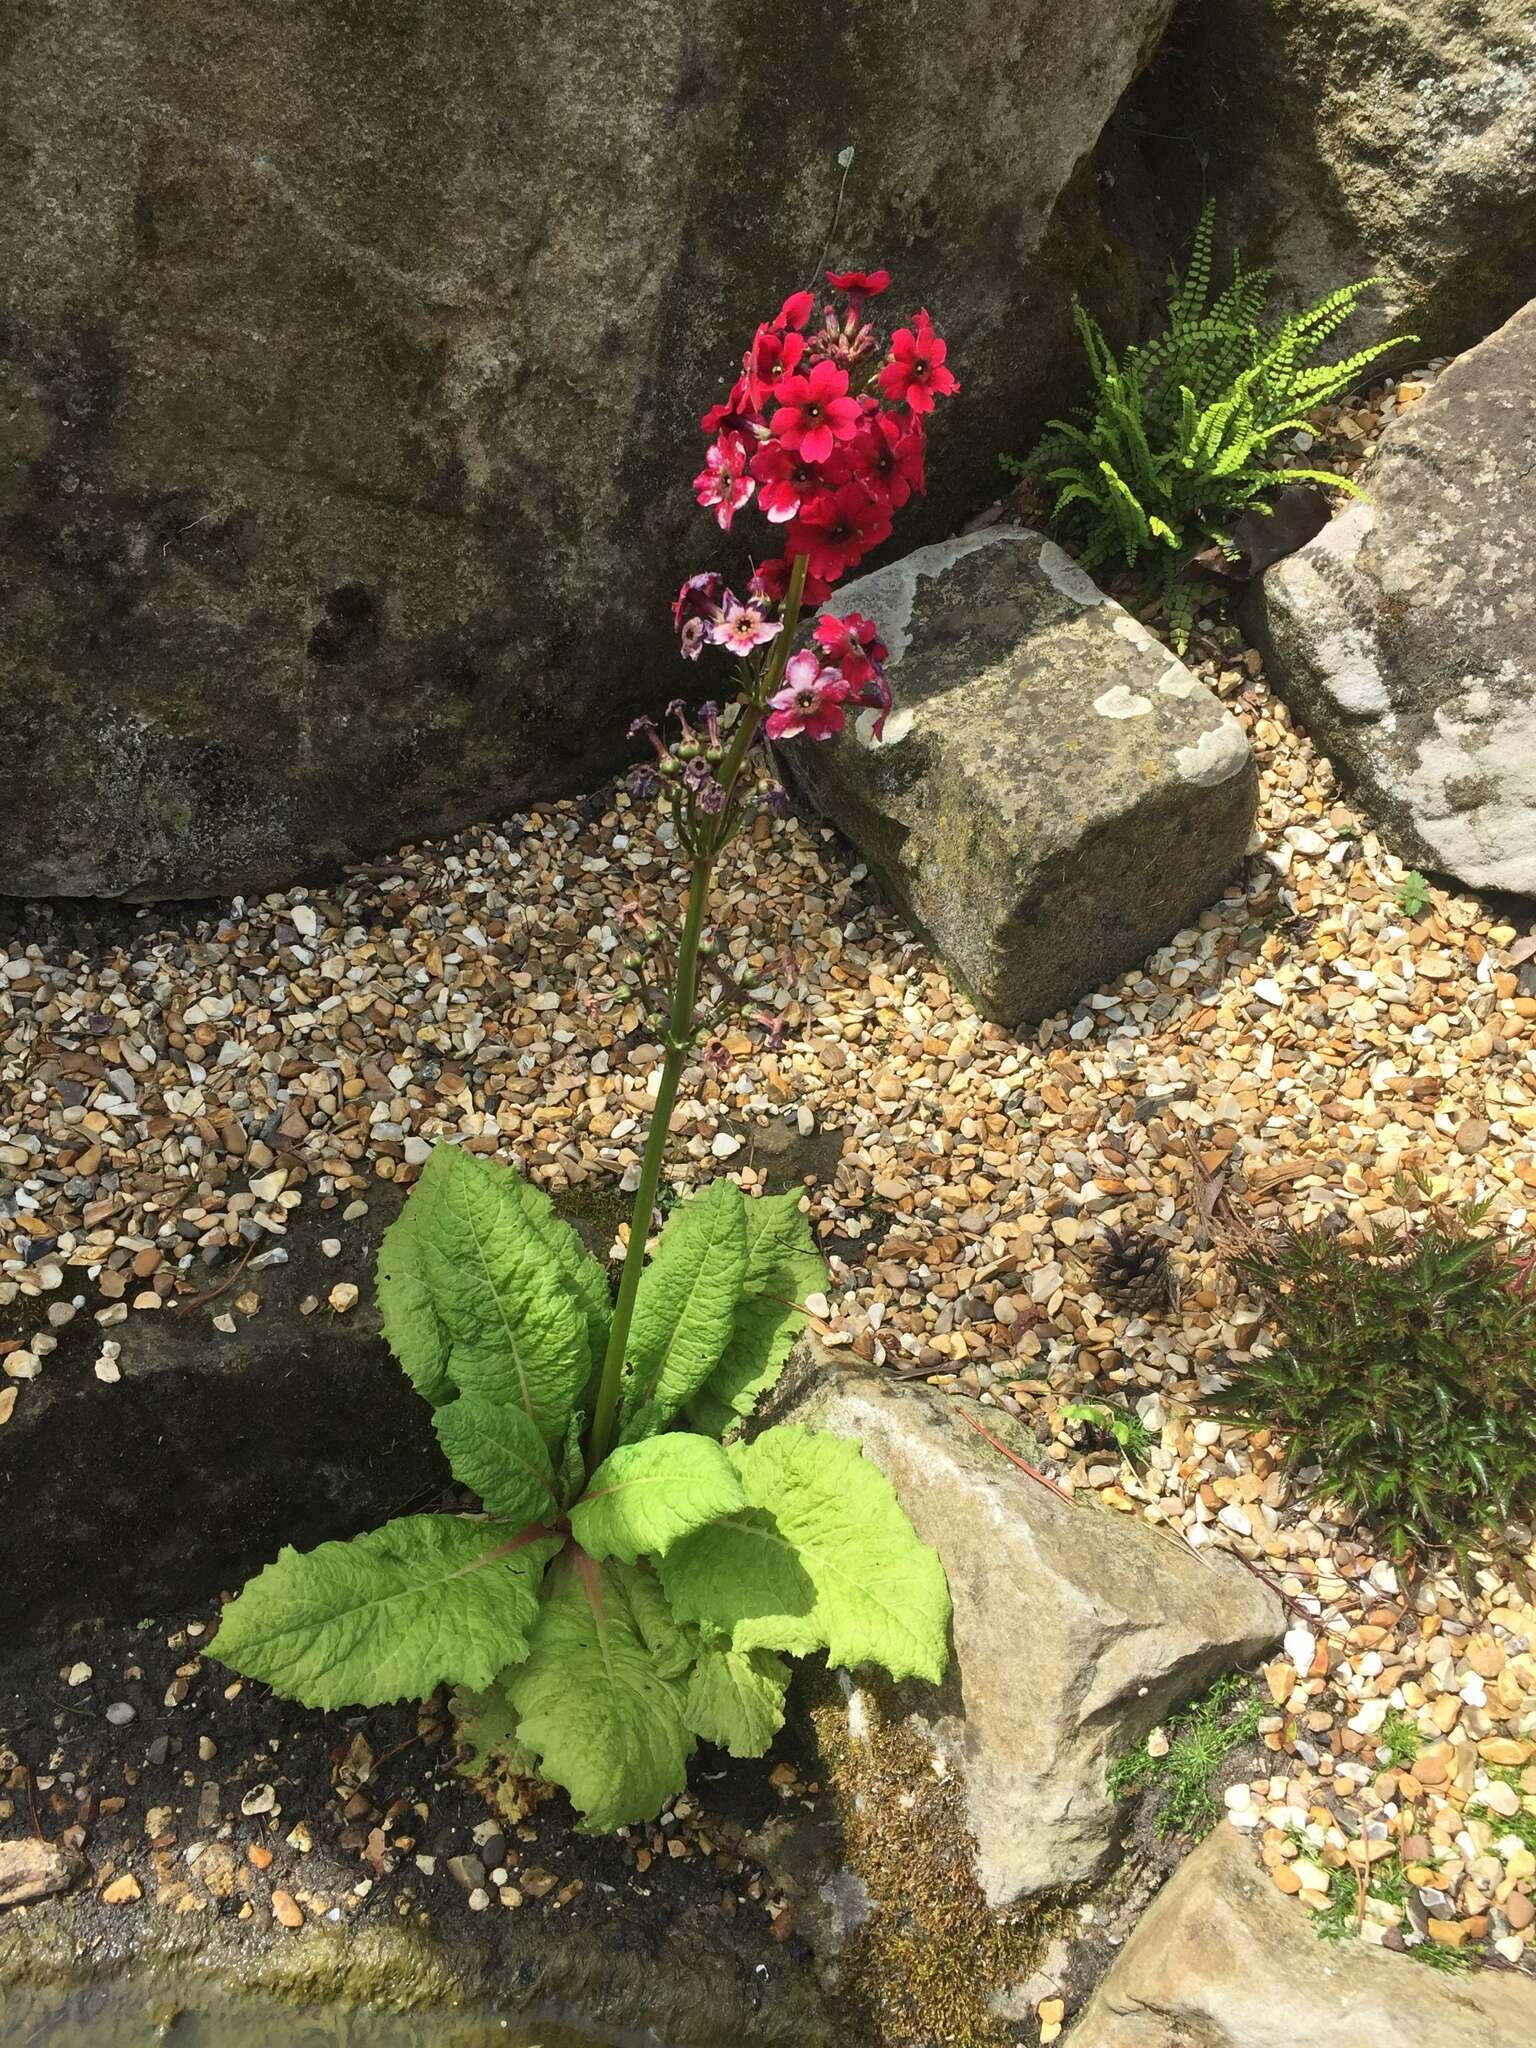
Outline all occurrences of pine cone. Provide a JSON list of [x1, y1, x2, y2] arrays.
[[1093, 1227, 1178, 1315]]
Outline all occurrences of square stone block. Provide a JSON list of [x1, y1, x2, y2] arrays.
[[782, 528, 1257, 1024]]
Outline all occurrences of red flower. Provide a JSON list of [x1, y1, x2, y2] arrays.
[[750, 555, 833, 608], [771, 360, 861, 466], [833, 412, 925, 508], [693, 431, 755, 530], [764, 651, 852, 742], [826, 268, 890, 308], [772, 290, 816, 333], [700, 374, 756, 437], [788, 483, 893, 586], [749, 442, 821, 525], [878, 311, 959, 415], [746, 325, 806, 413], [814, 611, 888, 687]]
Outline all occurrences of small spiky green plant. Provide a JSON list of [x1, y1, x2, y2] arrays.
[[1107, 1673, 1263, 1837], [1008, 202, 1413, 645], [1213, 1194, 1536, 1565]]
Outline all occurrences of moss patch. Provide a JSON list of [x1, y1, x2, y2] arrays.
[[809, 1687, 1061, 2048]]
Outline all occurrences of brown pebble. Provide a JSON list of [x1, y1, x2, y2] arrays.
[[247, 1843, 273, 1870], [271, 1889, 303, 1929], [102, 1873, 142, 1905]]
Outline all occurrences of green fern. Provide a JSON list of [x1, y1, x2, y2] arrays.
[[1008, 204, 1415, 648]]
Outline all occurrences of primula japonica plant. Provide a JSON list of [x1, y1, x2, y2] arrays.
[[211, 270, 959, 1832]]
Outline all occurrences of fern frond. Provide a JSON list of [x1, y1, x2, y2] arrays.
[[1022, 203, 1417, 599]]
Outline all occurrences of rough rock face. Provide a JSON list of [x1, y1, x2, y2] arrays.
[[757, 1343, 1282, 1906], [1243, 299, 1536, 895], [1069, 1823, 1536, 2046], [1113, 0, 1536, 358], [781, 529, 1257, 1025], [0, 0, 1172, 901]]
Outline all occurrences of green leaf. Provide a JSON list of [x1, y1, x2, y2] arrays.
[[450, 1679, 539, 1784], [408, 1145, 590, 1446], [658, 1425, 951, 1685], [209, 1517, 559, 1709], [686, 1191, 827, 1436], [684, 1642, 790, 1757], [502, 1167, 613, 1379], [556, 1412, 587, 1511], [625, 1559, 697, 1681], [376, 1199, 453, 1407], [507, 1552, 693, 1832], [626, 1178, 749, 1422], [570, 1431, 746, 1564], [433, 1390, 561, 1526]]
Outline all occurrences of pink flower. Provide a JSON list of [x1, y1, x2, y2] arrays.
[[764, 651, 853, 742], [855, 666, 892, 741], [672, 570, 725, 631], [814, 611, 888, 687], [788, 483, 893, 586], [693, 431, 756, 529], [710, 596, 781, 655], [878, 311, 959, 415], [771, 360, 861, 465], [699, 376, 757, 437], [746, 325, 806, 411]]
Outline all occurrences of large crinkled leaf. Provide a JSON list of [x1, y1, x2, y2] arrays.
[[507, 1553, 693, 1833], [656, 1506, 819, 1656], [209, 1517, 559, 1709], [625, 1178, 748, 1423], [684, 1642, 790, 1757], [569, 1432, 745, 1564], [687, 1190, 826, 1436], [659, 1426, 951, 1685], [408, 1144, 589, 1445], [625, 1561, 696, 1681], [434, 1389, 561, 1526], [376, 1200, 453, 1407], [501, 1166, 612, 1380]]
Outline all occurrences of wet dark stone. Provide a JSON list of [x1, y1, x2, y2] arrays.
[[0, 1183, 449, 1635]]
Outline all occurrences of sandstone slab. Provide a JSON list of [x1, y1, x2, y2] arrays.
[[1070, 1822, 1536, 2046], [1244, 299, 1536, 894], [1116, 0, 1536, 359], [0, 0, 1171, 899], [782, 529, 1256, 1024], [757, 1344, 1282, 1906]]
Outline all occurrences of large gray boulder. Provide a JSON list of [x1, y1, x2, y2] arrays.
[[1244, 298, 1536, 895], [1069, 1823, 1536, 2046], [781, 529, 1257, 1025], [0, 0, 1173, 900], [757, 1343, 1282, 1907], [1113, 0, 1536, 358]]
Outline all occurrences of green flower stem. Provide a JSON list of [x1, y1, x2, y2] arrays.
[[585, 555, 810, 1471]]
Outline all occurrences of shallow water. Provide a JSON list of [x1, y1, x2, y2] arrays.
[[0, 1973, 633, 2048]]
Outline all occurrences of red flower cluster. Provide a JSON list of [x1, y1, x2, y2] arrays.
[[691, 272, 959, 599]]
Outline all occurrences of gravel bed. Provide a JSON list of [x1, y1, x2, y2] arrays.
[[4, 363, 1534, 1973]]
